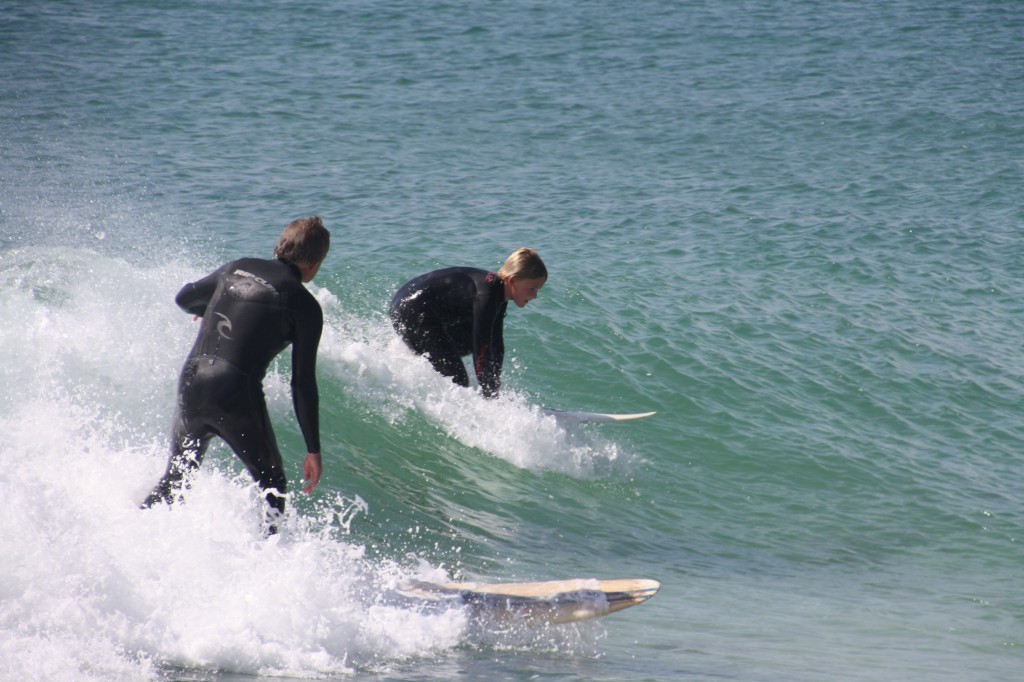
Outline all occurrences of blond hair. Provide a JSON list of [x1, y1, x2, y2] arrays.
[[274, 216, 330, 265], [497, 247, 547, 281]]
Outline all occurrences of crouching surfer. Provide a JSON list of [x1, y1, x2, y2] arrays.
[[388, 248, 547, 398]]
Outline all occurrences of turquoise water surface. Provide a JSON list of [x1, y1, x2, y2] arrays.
[[2, 2, 1021, 680]]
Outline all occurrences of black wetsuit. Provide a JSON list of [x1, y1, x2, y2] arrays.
[[389, 267, 507, 398], [143, 257, 323, 513]]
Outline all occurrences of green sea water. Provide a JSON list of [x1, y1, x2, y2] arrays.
[[2, 1, 1022, 680]]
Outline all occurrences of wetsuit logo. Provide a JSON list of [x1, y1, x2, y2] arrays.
[[233, 269, 275, 290], [214, 312, 234, 340]]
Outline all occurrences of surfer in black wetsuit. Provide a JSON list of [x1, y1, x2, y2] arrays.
[[141, 217, 331, 526], [389, 248, 547, 398]]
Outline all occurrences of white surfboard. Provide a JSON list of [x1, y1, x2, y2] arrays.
[[541, 407, 657, 424], [397, 577, 660, 624]]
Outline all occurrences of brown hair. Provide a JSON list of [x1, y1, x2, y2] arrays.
[[497, 247, 547, 281], [274, 216, 330, 265]]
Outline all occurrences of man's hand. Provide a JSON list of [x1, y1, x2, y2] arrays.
[[302, 452, 322, 493]]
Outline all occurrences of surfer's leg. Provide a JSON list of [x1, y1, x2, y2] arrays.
[[141, 412, 211, 509], [423, 345, 469, 387], [405, 323, 469, 387], [392, 311, 470, 387], [217, 394, 288, 528]]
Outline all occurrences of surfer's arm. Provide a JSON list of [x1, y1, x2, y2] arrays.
[[174, 266, 224, 317], [479, 330, 504, 398], [290, 296, 323, 456], [472, 298, 505, 398]]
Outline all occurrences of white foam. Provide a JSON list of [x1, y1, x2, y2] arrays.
[[0, 246, 606, 680], [0, 248, 473, 680], [312, 285, 631, 478]]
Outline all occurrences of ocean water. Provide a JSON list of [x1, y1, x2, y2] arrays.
[[2, 1, 1022, 680]]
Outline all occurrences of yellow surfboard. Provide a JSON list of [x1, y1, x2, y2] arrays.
[[398, 577, 660, 624]]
